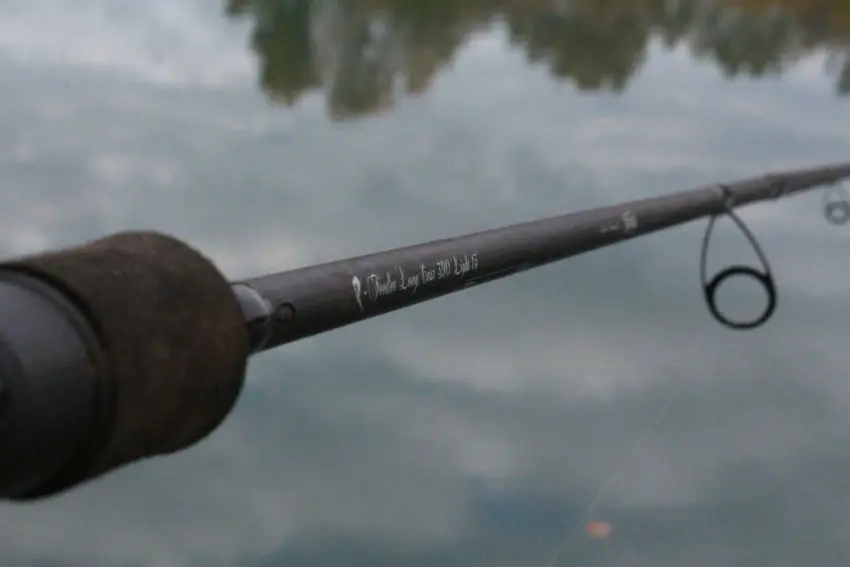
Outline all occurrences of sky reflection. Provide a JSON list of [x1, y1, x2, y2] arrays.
[[1, 2, 850, 566]]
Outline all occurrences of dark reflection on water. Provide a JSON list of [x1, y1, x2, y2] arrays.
[[0, 1, 849, 566], [228, 0, 850, 120]]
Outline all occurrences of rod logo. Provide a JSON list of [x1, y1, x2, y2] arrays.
[[622, 211, 638, 234], [351, 275, 365, 313]]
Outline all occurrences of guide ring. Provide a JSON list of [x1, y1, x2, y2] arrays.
[[823, 185, 850, 226], [700, 189, 776, 330], [702, 265, 776, 330]]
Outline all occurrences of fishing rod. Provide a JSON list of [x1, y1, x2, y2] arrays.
[[0, 162, 848, 503]]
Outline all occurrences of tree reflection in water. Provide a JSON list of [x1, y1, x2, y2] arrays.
[[226, 0, 850, 120]]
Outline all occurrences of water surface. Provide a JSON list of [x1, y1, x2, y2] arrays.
[[1, 1, 850, 566]]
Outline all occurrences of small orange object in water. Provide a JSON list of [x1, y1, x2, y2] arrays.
[[585, 520, 612, 539]]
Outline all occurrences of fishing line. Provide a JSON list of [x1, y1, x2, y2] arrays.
[[546, 186, 779, 565], [542, 179, 849, 566], [544, 374, 686, 567]]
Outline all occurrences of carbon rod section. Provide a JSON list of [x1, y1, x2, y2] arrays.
[[235, 163, 850, 352]]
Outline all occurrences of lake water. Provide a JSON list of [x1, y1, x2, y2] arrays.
[[1, 1, 850, 566]]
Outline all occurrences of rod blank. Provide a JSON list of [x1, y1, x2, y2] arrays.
[[0, 162, 847, 501], [235, 163, 850, 352]]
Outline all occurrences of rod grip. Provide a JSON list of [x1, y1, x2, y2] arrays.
[[0, 231, 249, 500]]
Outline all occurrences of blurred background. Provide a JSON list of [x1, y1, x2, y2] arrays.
[[1, 1, 850, 565]]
